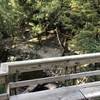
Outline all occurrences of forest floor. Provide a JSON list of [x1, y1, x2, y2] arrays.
[[8, 34, 64, 61]]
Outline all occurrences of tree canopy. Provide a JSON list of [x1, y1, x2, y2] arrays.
[[0, 0, 100, 62]]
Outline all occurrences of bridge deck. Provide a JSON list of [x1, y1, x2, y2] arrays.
[[0, 53, 100, 100], [10, 81, 100, 100]]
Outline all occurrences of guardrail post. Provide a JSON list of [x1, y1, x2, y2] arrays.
[[0, 63, 9, 100]]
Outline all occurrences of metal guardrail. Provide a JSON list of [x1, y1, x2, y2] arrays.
[[0, 53, 100, 100]]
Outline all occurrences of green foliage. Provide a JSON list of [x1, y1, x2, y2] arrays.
[[70, 29, 100, 53], [0, 0, 100, 59], [15, 0, 73, 39], [0, 85, 5, 94], [0, 0, 23, 40], [69, 0, 100, 53]]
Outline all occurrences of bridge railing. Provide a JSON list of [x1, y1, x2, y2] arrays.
[[0, 53, 100, 100]]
